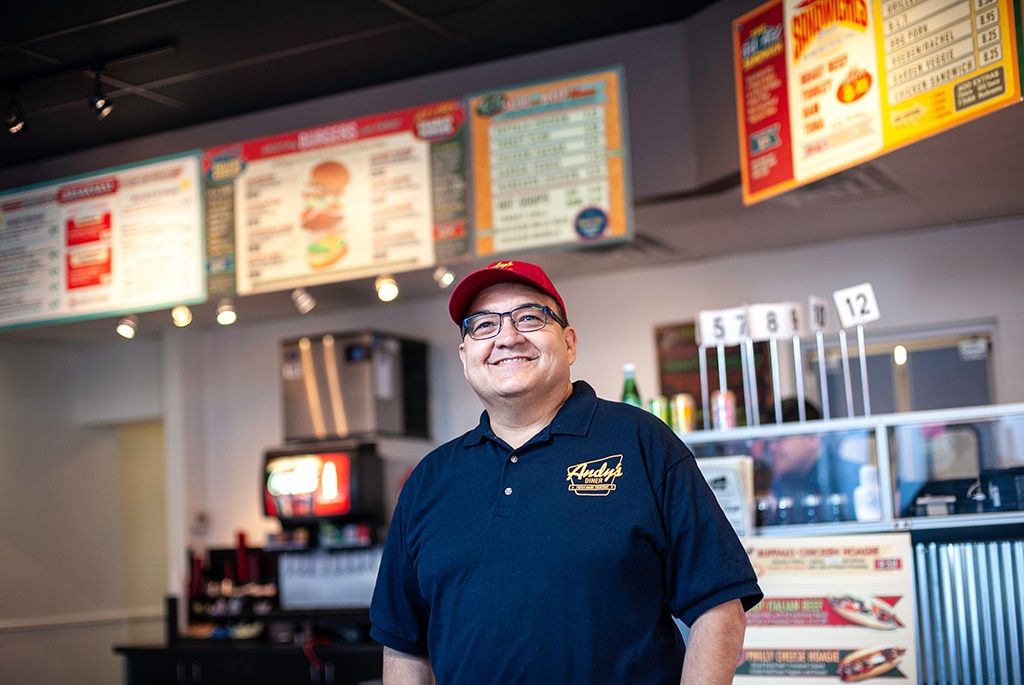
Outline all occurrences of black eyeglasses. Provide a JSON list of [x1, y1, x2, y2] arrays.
[[462, 304, 567, 340]]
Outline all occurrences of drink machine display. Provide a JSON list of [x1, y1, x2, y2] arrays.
[[263, 442, 385, 530]]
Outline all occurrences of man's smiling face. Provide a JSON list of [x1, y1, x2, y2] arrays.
[[458, 282, 576, 406]]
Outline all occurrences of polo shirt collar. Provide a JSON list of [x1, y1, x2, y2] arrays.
[[464, 380, 598, 447]]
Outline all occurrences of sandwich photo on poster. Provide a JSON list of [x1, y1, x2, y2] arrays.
[[736, 532, 916, 683], [202, 100, 469, 296]]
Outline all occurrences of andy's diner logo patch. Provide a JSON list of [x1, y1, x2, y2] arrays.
[[566, 455, 623, 496]]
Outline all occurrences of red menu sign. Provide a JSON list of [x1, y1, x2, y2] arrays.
[[734, 0, 1022, 204]]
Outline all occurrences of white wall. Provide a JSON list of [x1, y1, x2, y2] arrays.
[[0, 341, 161, 685]]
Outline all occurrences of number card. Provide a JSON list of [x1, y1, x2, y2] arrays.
[[747, 303, 796, 340], [697, 307, 749, 347], [808, 295, 831, 332], [786, 301, 804, 337], [833, 282, 881, 329]]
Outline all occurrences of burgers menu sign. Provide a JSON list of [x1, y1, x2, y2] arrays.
[[0, 153, 204, 330], [203, 100, 469, 296], [734, 0, 1021, 204]]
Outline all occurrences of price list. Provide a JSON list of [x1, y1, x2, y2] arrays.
[[884, 0, 1006, 107], [488, 107, 609, 251], [469, 69, 630, 256]]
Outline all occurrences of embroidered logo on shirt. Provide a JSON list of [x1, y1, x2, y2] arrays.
[[566, 454, 623, 496]]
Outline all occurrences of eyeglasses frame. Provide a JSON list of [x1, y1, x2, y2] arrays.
[[461, 303, 568, 340]]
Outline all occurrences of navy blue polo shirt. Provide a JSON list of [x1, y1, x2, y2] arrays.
[[370, 381, 762, 685]]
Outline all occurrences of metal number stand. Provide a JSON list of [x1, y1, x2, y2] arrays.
[[699, 344, 710, 430], [816, 329, 831, 420]]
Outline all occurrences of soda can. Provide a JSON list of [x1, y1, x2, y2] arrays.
[[646, 396, 670, 425], [711, 389, 737, 430], [669, 393, 696, 433]]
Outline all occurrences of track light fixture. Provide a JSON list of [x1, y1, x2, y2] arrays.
[[171, 305, 193, 327], [291, 287, 316, 314], [88, 70, 114, 120], [3, 91, 24, 134], [116, 315, 138, 339], [375, 275, 399, 302], [216, 298, 237, 325], [433, 266, 455, 289]]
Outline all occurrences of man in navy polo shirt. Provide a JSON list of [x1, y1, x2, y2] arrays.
[[370, 260, 763, 684]]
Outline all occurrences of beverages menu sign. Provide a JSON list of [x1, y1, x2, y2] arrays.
[[0, 153, 204, 330], [203, 101, 469, 296], [468, 68, 631, 256], [734, 0, 1021, 204]]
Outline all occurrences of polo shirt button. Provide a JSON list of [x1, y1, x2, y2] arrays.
[[504, 487, 513, 496], [510, 456, 518, 463]]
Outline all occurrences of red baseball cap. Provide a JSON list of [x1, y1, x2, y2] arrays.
[[448, 260, 567, 326]]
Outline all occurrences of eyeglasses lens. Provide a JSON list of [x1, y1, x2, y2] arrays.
[[465, 305, 550, 340]]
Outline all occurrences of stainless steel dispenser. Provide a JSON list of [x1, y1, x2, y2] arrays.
[[280, 331, 429, 443]]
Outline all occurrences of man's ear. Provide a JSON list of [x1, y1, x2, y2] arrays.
[[564, 326, 578, 365], [459, 342, 469, 379]]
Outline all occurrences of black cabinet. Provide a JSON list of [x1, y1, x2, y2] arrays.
[[115, 643, 382, 685]]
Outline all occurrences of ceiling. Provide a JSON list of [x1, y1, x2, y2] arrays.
[[2, 0, 1023, 345], [0, 0, 712, 170]]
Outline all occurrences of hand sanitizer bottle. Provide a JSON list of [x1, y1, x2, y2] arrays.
[[853, 464, 881, 522]]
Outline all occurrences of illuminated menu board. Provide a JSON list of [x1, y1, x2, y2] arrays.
[[468, 68, 631, 256], [203, 101, 469, 296], [0, 153, 204, 330], [734, 0, 1021, 204]]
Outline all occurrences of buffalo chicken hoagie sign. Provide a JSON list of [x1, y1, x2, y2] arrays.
[[736, 533, 916, 683], [203, 101, 469, 296], [734, 0, 1021, 204]]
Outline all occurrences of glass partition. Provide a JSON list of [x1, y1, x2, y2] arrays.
[[683, 403, 1024, 533], [688, 424, 878, 528], [889, 412, 1024, 518]]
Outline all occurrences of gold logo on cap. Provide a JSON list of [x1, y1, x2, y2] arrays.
[[492, 261, 515, 270]]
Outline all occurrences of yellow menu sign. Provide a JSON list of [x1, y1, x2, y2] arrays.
[[734, 0, 1021, 204]]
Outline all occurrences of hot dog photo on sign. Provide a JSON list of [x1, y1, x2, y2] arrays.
[[827, 593, 903, 630], [835, 644, 907, 682]]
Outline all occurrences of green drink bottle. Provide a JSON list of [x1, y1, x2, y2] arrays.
[[621, 363, 643, 407]]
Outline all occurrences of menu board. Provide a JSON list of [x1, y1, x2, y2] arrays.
[[203, 101, 469, 295], [734, 0, 1021, 204], [738, 533, 916, 683], [468, 68, 631, 256], [0, 153, 204, 329]]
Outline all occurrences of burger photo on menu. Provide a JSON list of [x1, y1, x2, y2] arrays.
[[301, 161, 350, 269]]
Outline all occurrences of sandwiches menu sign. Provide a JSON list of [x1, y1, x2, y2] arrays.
[[734, 0, 1021, 204]]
